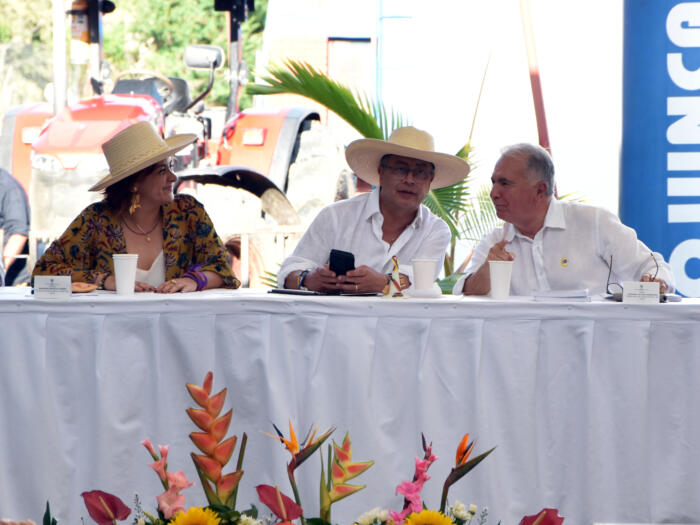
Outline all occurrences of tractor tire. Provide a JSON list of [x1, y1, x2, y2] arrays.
[[285, 120, 353, 226]]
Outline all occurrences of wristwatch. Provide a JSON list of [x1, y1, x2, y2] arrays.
[[298, 270, 310, 290]]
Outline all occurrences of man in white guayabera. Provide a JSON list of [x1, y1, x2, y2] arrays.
[[453, 143, 674, 297], [279, 126, 470, 294]]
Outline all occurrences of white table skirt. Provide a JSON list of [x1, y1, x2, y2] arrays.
[[1, 288, 700, 525]]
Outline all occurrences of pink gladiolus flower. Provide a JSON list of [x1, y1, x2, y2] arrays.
[[141, 438, 158, 460], [158, 445, 169, 464], [395, 481, 423, 512], [166, 471, 194, 492], [156, 487, 186, 519], [150, 458, 167, 483]]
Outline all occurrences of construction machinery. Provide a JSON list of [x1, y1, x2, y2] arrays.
[[0, 0, 353, 285]]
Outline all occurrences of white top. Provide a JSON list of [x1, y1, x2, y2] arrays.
[[278, 188, 451, 287], [452, 198, 675, 295], [135, 250, 166, 287]]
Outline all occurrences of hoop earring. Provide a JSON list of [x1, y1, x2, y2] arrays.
[[129, 187, 141, 215]]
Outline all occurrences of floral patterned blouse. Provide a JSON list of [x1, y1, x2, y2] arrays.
[[32, 194, 240, 288]]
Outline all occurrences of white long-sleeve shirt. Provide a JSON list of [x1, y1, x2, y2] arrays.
[[279, 189, 450, 288], [452, 198, 675, 296]]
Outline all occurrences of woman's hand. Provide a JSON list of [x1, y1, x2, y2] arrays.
[[156, 277, 197, 294]]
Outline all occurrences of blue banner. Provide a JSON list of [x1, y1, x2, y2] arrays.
[[622, 0, 700, 296]]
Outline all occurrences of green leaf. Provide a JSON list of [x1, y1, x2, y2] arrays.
[[43, 501, 57, 525], [248, 59, 393, 140]]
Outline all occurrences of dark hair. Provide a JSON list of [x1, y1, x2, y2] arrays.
[[499, 143, 555, 195], [102, 164, 154, 213]]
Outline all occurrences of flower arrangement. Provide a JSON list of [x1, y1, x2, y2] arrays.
[[33, 371, 563, 525]]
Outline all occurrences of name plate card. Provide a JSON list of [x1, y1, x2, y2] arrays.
[[34, 275, 72, 300], [622, 281, 660, 304]]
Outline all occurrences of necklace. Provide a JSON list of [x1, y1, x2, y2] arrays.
[[122, 215, 161, 242]]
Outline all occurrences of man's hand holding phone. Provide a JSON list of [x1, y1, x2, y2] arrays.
[[303, 265, 341, 293], [337, 265, 392, 293]]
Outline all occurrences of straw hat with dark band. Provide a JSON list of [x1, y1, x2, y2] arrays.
[[344, 126, 470, 189], [89, 121, 196, 192]]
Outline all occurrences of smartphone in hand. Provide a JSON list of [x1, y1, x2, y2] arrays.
[[329, 249, 355, 276]]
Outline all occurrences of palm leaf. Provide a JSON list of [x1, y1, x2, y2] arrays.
[[459, 184, 500, 242], [248, 60, 387, 139], [261, 270, 278, 289], [424, 179, 471, 236]]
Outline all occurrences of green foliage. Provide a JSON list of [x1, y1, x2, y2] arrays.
[[249, 60, 387, 139], [102, 0, 267, 109], [0, 1, 52, 44], [43, 501, 58, 525]]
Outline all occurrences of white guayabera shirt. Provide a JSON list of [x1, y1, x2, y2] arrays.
[[278, 188, 450, 288], [453, 198, 675, 296]]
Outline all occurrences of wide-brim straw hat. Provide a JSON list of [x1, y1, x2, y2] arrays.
[[345, 126, 470, 189], [89, 121, 196, 192]]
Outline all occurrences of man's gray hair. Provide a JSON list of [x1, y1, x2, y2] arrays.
[[500, 143, 554, 196]]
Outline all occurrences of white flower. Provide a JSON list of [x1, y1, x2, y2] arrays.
[[136, 519, 146, 525], [355, 507, 389, 525], [239, 514, 265, 525], [468, 504, 477, 515], [450, 501, 469, 521]]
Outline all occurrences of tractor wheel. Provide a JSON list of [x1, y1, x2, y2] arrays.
[[285, 119, 353, 226]]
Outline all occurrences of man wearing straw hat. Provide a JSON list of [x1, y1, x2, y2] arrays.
[[279, 126, 470, 294]]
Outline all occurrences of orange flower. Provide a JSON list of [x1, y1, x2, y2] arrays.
[[186, 372, 245, 508], [262, 420, 334, 473]]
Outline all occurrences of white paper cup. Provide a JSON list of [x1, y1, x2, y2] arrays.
[[112, 254, 139, 296], [412, 258, 437, 290], [489, 260, 513, 299]]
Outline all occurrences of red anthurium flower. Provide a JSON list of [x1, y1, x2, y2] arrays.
[[519, 508, 565, 525], [81, 490, 130, 525], [256, 484, 303, 521]]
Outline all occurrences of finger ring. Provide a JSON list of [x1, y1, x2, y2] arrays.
[[170, 279, 177, 285]]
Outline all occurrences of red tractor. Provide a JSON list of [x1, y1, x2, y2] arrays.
[[1, 0, 353, 286]]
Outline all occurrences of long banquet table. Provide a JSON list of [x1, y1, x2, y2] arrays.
[[1, 287, 700, 525]]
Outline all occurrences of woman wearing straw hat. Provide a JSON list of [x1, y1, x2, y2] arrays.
[[32, 122, 239, 292], [278, 126, 470, 294]]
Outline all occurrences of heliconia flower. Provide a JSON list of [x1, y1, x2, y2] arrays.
[[186, 372, 245, 508], [192, 453, 223, 482], [256, 484, 303, 521], [81, 490, 131, 525], [320, 433, 373, 522]]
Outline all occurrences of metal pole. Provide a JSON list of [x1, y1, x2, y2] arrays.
[[52, 0, 67, 114], [519, 0, 551, 153]]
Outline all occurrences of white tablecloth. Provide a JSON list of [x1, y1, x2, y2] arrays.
[[1, 288, 699, 525]]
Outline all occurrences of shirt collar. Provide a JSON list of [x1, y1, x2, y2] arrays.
[[363, 187, 425, 229], [542, 197, 565, 230]]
